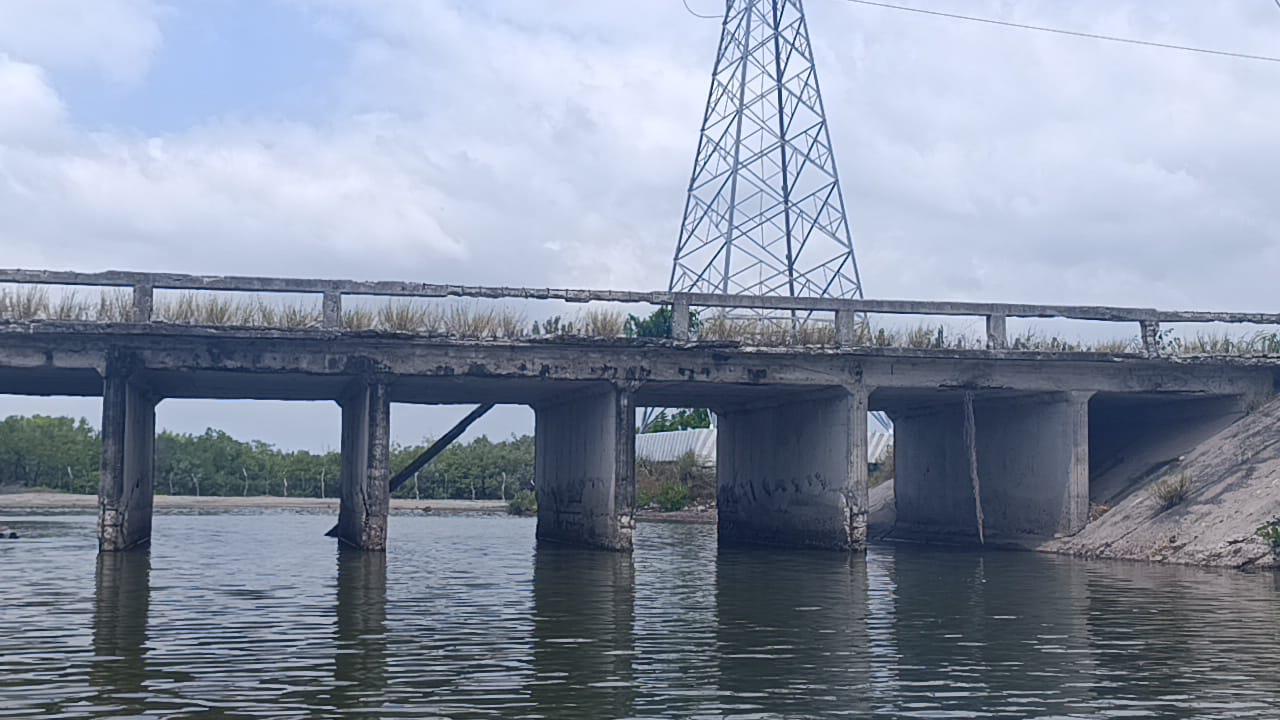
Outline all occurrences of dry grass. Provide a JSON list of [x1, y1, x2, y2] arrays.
[[4, 285, 1280, 354], [700, 314, 839, 346], [1163, 331, 1280, 356], [1152, 472, 1192, 510], [158, 292, 322, 329], [579, 308, 626, 338]]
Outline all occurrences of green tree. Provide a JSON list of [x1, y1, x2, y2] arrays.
[[645, 408, 712, 432]]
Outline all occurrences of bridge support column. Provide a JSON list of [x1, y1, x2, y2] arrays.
[[894, 392, 1091, 540], [336, 379, 391, 551], [98, 365, 157, 552], [717, 387, 868, 550], [534, 385, 635, 551]]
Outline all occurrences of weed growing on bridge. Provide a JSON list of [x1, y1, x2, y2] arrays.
[[1152, 472, 1192, 510], [532, 309, 629, 338], [157, 293, 323, 329], [1161, 331, 1280, 356], [7, 284, 1280, 356], [1255, 518, 1280, 551]]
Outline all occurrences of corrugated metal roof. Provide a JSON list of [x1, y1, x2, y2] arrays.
[[636, 427, 893, 465], [635, 428, 716, 464]]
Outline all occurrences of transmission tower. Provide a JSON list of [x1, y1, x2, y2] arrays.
[[670, 0, 864, 304]]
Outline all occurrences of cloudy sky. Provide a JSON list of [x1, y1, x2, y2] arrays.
[[2, 0, 1278, 450]]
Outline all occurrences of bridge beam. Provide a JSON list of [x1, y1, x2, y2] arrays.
[[98, 360, 157, 552], [335, 378, 392, 551], [534, 384, 636, 551], [717, 386, 869, 550], [893, 391, 1092, 541]]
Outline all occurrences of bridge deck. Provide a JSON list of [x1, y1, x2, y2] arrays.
[[0, 321, 1275, 410]]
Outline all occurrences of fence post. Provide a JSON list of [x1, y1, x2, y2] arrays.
[[672, 296, 691, 340], [323, 291, 343, 330], [985, 314, 1007, 350], [1140, 320, 1161, 358], [131, 283, 153, 323], [835, 309, 859, 348]]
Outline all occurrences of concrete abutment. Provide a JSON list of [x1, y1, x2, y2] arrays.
[[534, 384, 636, 551], [717, 386, 869, 550]]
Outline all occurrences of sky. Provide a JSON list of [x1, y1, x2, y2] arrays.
[[2, 0, 1279, 450]]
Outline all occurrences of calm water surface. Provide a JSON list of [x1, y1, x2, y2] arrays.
[[1, 513, 1278, 718]]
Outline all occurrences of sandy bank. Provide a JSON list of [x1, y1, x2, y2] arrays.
[[0, 492, 507, 516]]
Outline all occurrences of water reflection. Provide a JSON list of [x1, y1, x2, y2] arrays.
[[530, 545, 635, 719], [331, 547, 388, 713], [715, 548, 871, 717], [91, 549, 151, 711], [2, 515, 1279, 718], [1081, 561, 1280, 717], [886, 547, 1095, 716]]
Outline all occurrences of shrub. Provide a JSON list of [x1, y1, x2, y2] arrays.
[[507, 489, 537, 516], [1256, 518, 1280, 551], [1152, 472, 1191, 510], [654, 481, 691, 512]]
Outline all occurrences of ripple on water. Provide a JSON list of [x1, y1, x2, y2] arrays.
[[1, 513, 1278, 718]]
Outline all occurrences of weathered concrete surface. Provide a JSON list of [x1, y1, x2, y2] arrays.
[[98, 368, 156, 552], [891, 393, 1090, 541], [534, 385, 635, 551], [1, 323, 1275, 409], [718, 387, 868, 549], [1045, 396, 1280, 569], [335, 379, 391, 551]]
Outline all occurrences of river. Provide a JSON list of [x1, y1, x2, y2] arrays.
[[1, 513, 1277, 718]]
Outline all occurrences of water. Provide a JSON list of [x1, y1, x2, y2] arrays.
[[1, 513, 1278, 719]]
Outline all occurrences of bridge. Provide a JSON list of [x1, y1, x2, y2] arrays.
[[1, 268, 1277, 553]]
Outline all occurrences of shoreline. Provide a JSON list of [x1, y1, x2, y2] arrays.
[[0, 492, 507, 516], [0, 492, 718, 524]]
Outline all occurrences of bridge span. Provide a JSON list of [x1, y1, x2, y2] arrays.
[[2, 269, 1277, 553]]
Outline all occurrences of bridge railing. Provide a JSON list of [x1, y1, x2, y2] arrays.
[[2, 268, 1278, 358]]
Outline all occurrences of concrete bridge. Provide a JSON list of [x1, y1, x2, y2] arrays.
[[2, 269, 1277, 553]]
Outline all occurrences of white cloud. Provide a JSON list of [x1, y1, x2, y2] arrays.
[[0, 56, 67, 145], [0, 0, 162, 84]]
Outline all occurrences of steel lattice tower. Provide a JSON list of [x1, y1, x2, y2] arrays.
[[671, 0, 864, 303]]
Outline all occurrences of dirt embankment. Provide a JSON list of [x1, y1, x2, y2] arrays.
[[1045, 397, 1280, 569]]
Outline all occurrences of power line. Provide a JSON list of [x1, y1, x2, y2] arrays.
[[840, 0, 1280, 64], [681, 0, 720, 20]]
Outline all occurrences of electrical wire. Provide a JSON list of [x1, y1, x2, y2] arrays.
[[839, 0, 1280, 64], [682, 0, 721, 20]]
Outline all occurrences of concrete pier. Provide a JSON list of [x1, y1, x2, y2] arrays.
[[717, 387, 868, 550], [335, 379, 392, 551], [98, 361, 157, 552], [534, 384, 636, 551], [893, 392, 1091, 540]]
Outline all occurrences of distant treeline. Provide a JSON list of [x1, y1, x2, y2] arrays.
[[0, 415, 534, 500]]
